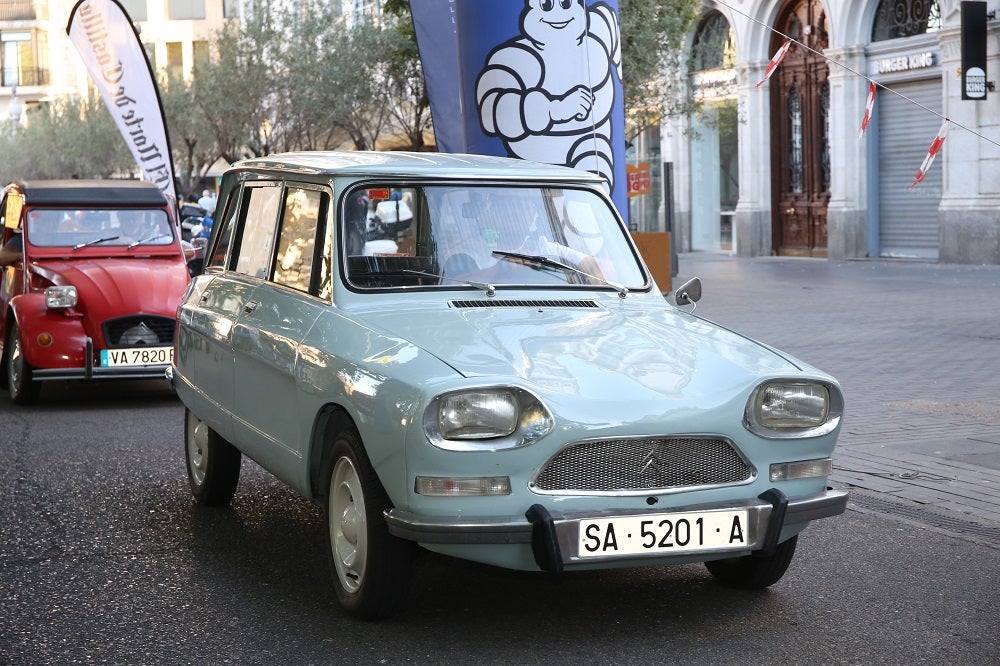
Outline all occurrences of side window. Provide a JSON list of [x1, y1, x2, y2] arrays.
[[208, 186, 240, 269], [273, 186, 327, 294], [318, 204, 334, 301], [233, 184, 282, 278], [3, 193, 23, 231]]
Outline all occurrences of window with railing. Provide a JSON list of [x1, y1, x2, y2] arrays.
[[872, 0, 941, 41], [1, 31, 48, 87]]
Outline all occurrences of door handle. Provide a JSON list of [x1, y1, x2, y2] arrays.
[[785, 207, 795, 215], [200, 291, 211, 303], [243, 300, 260, 314]]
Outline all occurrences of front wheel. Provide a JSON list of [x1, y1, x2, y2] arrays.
[[184, 408, 241, 506], [325, 424, 414, 619], [704, 535, 798, 589], [5, 322, 40, 405]]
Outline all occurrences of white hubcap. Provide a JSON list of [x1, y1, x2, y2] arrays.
[[330, 456, 366, 594]]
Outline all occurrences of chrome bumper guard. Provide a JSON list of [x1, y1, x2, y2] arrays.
[[384, 488, 849, 572], [30, 338, 170, 382]]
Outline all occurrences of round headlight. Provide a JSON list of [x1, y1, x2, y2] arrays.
[[425, 387, 553, 451], [744, 380, 842, 438], [438, 390, 518, 439]]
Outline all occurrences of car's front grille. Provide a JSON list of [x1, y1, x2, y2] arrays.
[[530, 436, 755, 494], [103, 315, 175, 348]]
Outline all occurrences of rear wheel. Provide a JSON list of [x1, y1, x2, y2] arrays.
[[184, 408, 241, 506], [324, 423, 413, 619], [705, 535, 798, 589], [5, 322, 40, 405]]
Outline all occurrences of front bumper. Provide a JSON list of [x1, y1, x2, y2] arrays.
[[385, 487, 848, 572], [31, 338, 170, 382]]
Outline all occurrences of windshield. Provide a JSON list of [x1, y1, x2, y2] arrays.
[[344, 185, 646, 291], [25, 208, 174, 249]]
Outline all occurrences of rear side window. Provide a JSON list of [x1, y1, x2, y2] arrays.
[[273, 186, 328, 294], [232, 184, 282, 278]]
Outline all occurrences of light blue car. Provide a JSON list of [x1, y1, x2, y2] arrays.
[[169, 151, 847, 619]]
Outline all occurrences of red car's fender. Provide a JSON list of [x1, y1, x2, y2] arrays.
[[8, 292, 89, 369]]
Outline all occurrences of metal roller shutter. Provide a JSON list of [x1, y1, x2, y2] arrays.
[[878, 81, 942, 259]]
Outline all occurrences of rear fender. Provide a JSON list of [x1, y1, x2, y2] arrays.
[[9, 293, 89, 369]]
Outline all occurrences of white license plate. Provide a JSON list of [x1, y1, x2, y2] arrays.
[[100, 346, 173, 367], [577, 509, 749, 558]]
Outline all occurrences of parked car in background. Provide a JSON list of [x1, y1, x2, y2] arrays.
[[0, 180, 190, 404], [170, 151, 847, 619]]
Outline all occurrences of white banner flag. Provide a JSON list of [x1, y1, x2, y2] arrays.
[[67, 0, 176, 200]]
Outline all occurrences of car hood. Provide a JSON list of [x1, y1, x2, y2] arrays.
[[31, 257, 189, 315], [356, 297, 804, 402]]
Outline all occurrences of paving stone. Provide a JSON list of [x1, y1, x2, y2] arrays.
[[676, 253, 1000, 526]]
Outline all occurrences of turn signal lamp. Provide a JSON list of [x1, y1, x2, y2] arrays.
[[770, 458, 833, 482], [415, 476, 512, 497]]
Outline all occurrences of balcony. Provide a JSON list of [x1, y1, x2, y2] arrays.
[[2, 67, 49, 87]]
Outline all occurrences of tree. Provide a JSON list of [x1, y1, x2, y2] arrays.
[[619, 0, 701, 140], [381, 0, 432, 150], [0, 92, 133, 184], [159, 72, 219, 200], [192, 0, 278, 162]]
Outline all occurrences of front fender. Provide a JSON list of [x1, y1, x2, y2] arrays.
[[9, 293, 89, 369]]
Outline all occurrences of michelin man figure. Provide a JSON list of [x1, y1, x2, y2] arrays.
[[476, 0, 622, 195]]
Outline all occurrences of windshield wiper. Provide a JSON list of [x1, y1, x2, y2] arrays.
[[127, 233, 169, 249], [398, 269, 496, 296], [73, 235, 120, 251], [492, 250, 628, 298]]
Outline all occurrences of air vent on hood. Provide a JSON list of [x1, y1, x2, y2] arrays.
[[451, 299, 599, 309]]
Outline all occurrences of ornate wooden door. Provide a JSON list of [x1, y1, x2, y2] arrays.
[[769, 0, 830, 257]]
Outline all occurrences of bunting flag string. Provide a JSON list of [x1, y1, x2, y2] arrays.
[[754, 39, 792, 89], [909, 120, 950, 190], [712, 0, 1000, 191], [859, 81, 876, 139]]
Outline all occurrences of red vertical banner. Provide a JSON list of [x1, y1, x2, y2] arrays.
[[859, 82, 876, 139], [754, 40, 792, 89], [909, 120, 949, 189]]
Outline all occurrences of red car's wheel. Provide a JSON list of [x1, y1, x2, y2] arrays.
[[4, 322, 40, 405]]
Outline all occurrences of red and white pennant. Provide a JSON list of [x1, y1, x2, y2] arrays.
[[754, 40, 792, 89], [859, 81, 876, 138], [909, 120, 949, 189]]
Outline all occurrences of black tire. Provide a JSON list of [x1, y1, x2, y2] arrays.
[[705, 535, 798, 589], [324, 423, 414, 620], [5, 322, 40, 405], [184, 408, 241, 506]]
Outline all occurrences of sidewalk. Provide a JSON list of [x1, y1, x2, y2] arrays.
[[671, 252, 1000, 541]]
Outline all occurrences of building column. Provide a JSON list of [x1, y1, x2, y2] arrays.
[[826, 45, 869, 259], [937, 25, 1000, 264], [732, 61, 773, 257]]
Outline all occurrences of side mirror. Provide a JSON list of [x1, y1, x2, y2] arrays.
[[673, 277, 702, 307]]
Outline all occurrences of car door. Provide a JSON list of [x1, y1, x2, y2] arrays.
[[229, 182, 329, 487], [175, 183, 254, 442]]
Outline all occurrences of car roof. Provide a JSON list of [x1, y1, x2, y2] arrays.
[[6, 180, 169, 206], [230, 151, 607, 184]]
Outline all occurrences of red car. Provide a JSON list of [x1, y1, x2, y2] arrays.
[[0, 180, 190, 404]]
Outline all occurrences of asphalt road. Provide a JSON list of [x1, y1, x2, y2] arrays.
[[1, 380, 997, 665]]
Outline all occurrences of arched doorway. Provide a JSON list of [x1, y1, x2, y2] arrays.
[[769, 0, 830, 257]]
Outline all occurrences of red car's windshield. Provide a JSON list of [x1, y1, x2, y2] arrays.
[[25, 208, 174, 249]]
